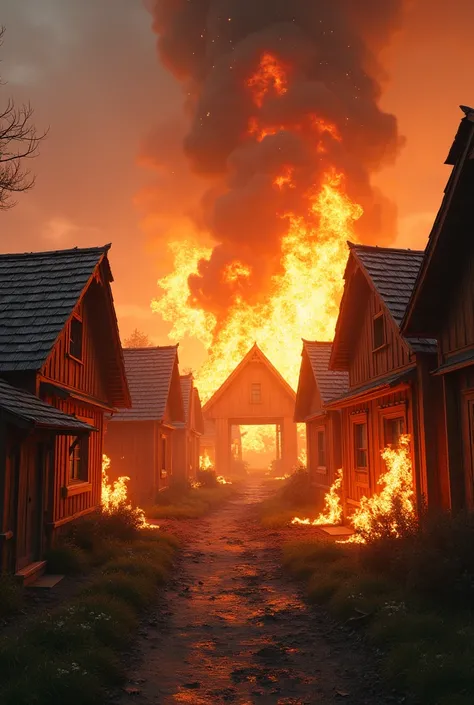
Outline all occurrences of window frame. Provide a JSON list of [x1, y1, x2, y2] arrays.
[[160, 434, 168, 479], [382, 414, 406, 448], [353, 418, 369, 473], [69, 313, 84, 363], [250, 382, 262, 405], [316, 426, 327, 472], [372, 312, 386, 352], [68, 434, 89, 484]]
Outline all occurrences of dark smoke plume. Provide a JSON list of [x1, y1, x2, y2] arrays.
[[149, 0, 405, 313]]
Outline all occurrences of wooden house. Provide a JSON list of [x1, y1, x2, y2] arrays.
[[203, 344, 297, 477], [402, 106, 474, 511], [328, 244, 449, 515], [295, 341, 348, 492], [104, 346, 184, 503], [172, 375, 204, 482], [0, 245, 130, 578]]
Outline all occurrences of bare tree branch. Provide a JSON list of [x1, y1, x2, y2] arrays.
[[0, 26, 48, 210]]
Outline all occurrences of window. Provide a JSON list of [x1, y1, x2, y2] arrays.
[[250, 383, 262, 404], [69, 315, 83, 361], [373, 313, 385, 350], [317, 429, 326, 469], [69, 436, 88, 482], [160, 435, 168, 478], [383, 416, 405, 447], [354, 422, 368, 470]]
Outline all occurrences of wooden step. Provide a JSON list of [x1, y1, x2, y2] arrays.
[[28, 574, 64, 589], [15, 560, 47, 586]]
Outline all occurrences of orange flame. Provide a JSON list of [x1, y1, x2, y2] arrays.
[[101, 454, 156, 529], [217, 476, 232, 485], [345, 435, 415, 544], [199, 450, 214, 471], [291, 468, 343, 526], [247, 52, 288, 107]]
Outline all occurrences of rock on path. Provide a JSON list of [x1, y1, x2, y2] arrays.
[[115, 479, 399, 705]]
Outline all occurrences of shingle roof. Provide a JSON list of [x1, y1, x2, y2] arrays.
[[0, 245, 109, 372], [0, 378, 94, 432], [326, 366, 416, 408], [351, 244, 437, 354], [111, 346, 178, 422], [302, 341, 349, 404]]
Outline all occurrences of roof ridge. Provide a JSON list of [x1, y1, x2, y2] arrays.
[[351, 243, 424, 255], [302, 339, 332, 347], [0, 244, 111, 260], [123, 345, 179, 353]]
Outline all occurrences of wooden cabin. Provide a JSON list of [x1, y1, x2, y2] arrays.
[[328, 244, 449, 515], [172, 375, 204, 482], [203, 344, 298, 477], [0, 245, 130, 578], [295, 341, 348, 492], [402, 106, 474, 511], [104, 346, 184, 503]]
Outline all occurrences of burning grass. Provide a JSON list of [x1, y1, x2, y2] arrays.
[[282, 510, 474, 705], [259, 468, 328, 528]]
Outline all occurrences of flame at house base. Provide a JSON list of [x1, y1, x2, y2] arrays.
[[344, 434, 415, 544], [101, 454, 157, 530], [291, 468, 343, 526]]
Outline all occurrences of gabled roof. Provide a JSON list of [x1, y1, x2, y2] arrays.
[[331, 244, 437, 369], [179, 375, 193, 425], [111, 346, 184, 423], [203, 343, 295, 413], [403, 106, 474, 337], [0, 245, 110, 372], [173, 374, 204, 433], [295, 341, 349, 422], [304, 341, 349, 404], [0, 378, 94, 433]]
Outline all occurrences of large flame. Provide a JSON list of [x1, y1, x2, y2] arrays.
[[199, 449, 214, 471], [151, 52, 362, 466], [291, 468, 343, 526], [101, 454, 156, 530], [347, 434, 415, 543]]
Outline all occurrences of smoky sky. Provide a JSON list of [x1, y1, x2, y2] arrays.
[[149, 0, 406, 314]]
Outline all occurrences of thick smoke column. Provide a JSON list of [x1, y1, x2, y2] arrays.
[[149, 0, 404, 315]]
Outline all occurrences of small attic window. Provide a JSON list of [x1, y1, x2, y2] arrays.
[[69, 315, 83, 361], [373, 313, 385, 351]]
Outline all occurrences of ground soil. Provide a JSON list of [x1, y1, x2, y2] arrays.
[[115, 479, 402, 705]]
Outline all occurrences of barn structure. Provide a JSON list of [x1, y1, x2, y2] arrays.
[[172, 374, 204, 482], [327, 244, 449, 515], [104, 346, 184, 503], [402, 106, 474, 511], [203, 344, 298, 477], [294, 341, 348, 492], [0, 245, 130, 578]]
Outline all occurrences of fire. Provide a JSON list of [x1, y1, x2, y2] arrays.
[[153, 170, 361, 403], [101, 454, 156, 530], [347, 435, 415, 544], [217, 476, 232, 485], [291, 469, 343, 527], [247, 52, 288, 107], [199, 450, 214, 471], [223, 261, 252, 283]]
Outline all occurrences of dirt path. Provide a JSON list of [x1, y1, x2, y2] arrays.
[[116, 480, 399, 705]]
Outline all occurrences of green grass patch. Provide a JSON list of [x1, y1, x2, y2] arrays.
[[283, 529, 474, 704], [0, 517, 178, 704], [147, 485, 236, 519]]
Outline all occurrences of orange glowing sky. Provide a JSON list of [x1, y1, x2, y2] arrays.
[[0, 1, 473, 372]]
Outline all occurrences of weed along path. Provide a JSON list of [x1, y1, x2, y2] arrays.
[[117, 480, 396, 705]]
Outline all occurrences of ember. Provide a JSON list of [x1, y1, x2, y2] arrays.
[[199, 450, 214, 471]]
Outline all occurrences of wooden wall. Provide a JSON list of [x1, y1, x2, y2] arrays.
[[439, 246, 474, 359], [307, 411, 342, 492], [41, 288, 108, 402], [340, 387, 413, 510], [349, 289, 412, 389]]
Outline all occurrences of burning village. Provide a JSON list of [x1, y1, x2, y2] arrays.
[[0, 2, 473, 704]]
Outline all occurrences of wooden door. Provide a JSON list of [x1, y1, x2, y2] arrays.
[[16, 442, 45, 570]]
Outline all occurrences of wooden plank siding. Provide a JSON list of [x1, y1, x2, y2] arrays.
[[41, 286, 108, 402], [439, 246, 474, 360], [349, 289, 412, 389]]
